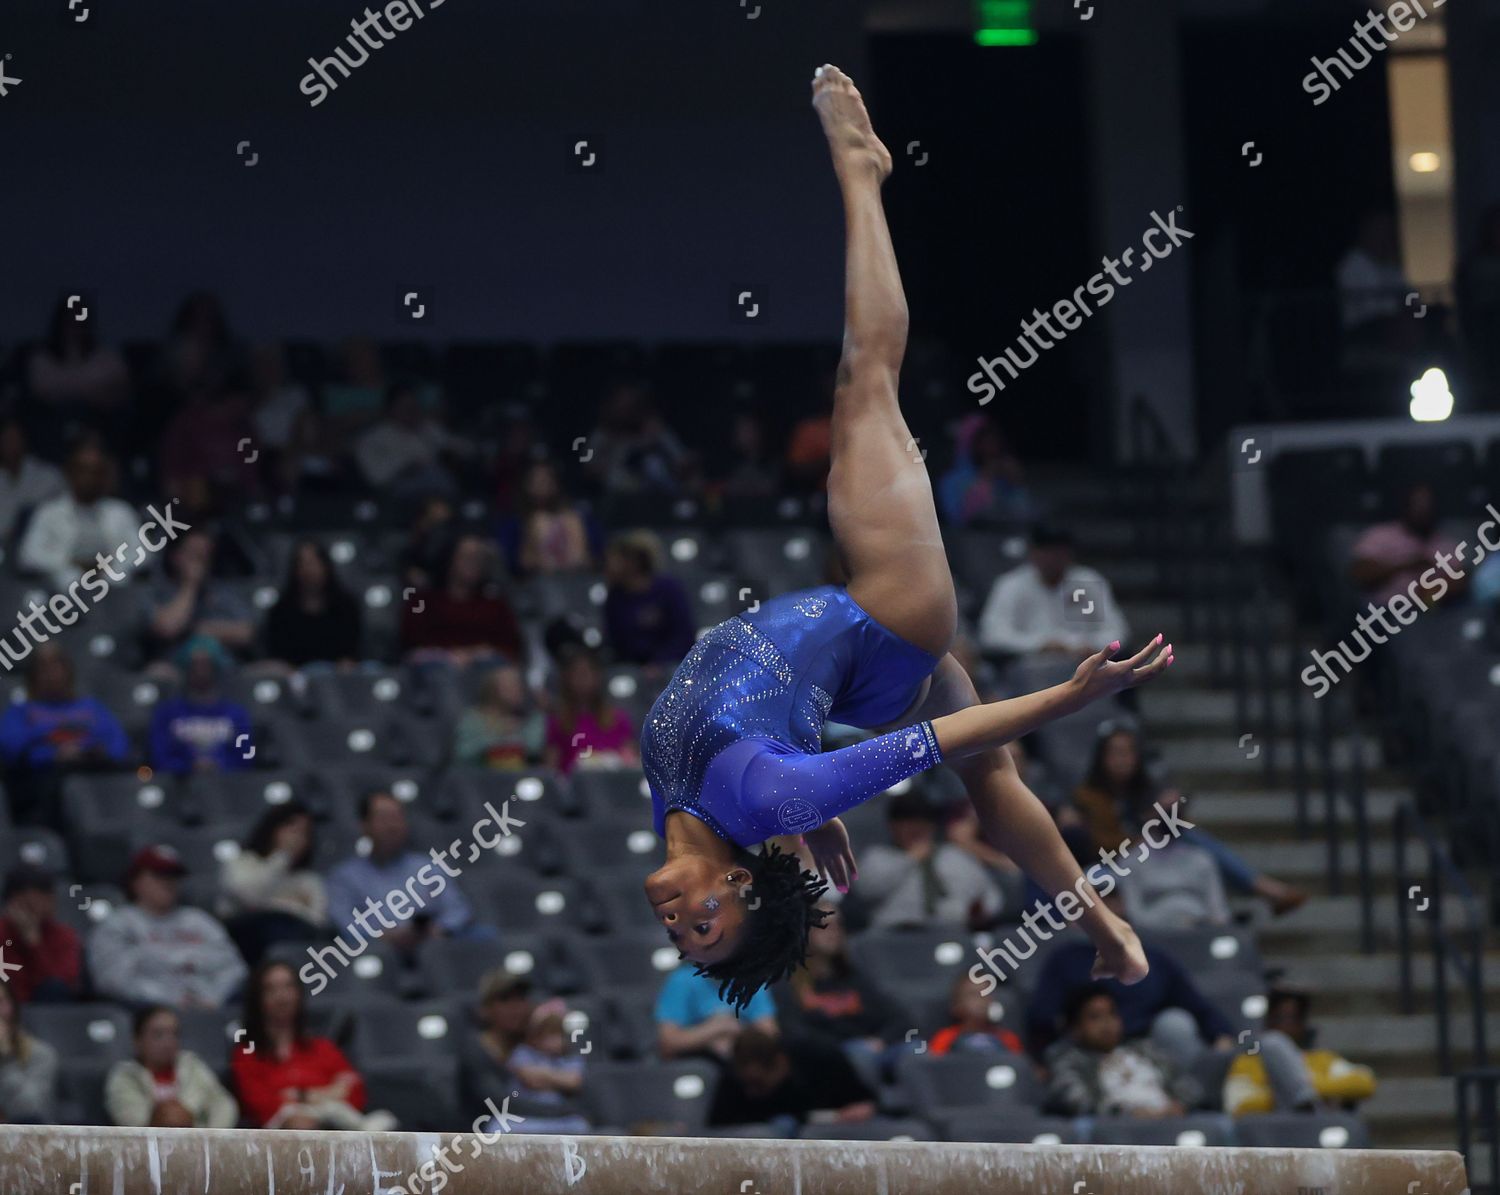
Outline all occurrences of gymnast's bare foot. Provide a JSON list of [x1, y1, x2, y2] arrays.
[[811, 64, 892, 183]]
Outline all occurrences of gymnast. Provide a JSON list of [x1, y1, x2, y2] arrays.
[[641, 65, 1172, 1011]]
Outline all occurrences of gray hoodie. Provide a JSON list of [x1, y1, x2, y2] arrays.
[[89, 904, 248, 1008]]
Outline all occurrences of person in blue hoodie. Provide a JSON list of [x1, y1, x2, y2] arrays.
[[148, 635, 253, 775]]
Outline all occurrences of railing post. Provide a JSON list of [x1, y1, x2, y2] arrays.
[[1395, 804, 1414, 1015], [1348, 711, 1373, 955], [1288, 630, 1309, 839], [1318, 688, 1341, 895], [1432, 846, 1452, 1076]]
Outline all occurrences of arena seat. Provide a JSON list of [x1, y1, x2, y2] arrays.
[[935, 1108, 1082, 1144], [1233, 1110, 1373, 1149], [584, 1059, 720, 1134], [1085, 1113, 1237, 1146], [896, 1052, 1042, 1116]]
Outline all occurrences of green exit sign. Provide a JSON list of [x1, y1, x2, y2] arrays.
[[975, 0, 1037, 45]]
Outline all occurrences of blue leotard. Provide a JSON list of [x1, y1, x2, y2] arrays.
[[642, 585, 945, 847]]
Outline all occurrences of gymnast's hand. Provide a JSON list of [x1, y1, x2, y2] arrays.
[[1070, 634, 1173, 705], [804, 818, 857, 894]]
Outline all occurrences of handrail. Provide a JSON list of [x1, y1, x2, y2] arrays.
[[1393, 800, 1488, 1076]]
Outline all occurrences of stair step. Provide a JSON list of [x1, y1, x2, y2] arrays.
[[1188, 789, 1402, 837]]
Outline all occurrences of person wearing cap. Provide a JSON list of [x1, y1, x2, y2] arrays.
[[89, 845, 248, 1010], [854, 789, 1004, 930], [147, 635, 254, 775], [976, 527, 1129, 660], [0, 865, 82, 1004], [460, 970, 536, 1117]]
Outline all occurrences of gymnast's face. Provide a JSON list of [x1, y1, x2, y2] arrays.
[[644, 858, 753, 966]]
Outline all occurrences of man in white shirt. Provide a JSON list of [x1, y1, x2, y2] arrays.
[[976, 527, 1128, 658], [18, 442, 143, 592]]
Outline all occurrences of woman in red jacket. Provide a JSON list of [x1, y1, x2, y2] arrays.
[[230, 961, 395, 1130]]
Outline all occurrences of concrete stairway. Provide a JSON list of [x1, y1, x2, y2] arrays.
[[1036, 469, 1494, 1153]]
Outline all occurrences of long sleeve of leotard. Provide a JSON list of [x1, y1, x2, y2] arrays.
[[711, 722, 945, 841]]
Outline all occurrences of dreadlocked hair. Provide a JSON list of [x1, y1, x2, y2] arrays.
[[693, 841, 831, 1014]]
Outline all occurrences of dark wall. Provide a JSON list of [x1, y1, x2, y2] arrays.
[[4, 0, 865, 342]]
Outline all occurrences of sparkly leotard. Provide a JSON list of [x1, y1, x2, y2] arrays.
[[642, 584, 945, 847]]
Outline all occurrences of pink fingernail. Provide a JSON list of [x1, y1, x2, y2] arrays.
[[836, 884, 848, 894], [1109, 641, 1120, 652]]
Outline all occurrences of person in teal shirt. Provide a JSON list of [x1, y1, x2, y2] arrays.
[[654, 966, 777, 1061]]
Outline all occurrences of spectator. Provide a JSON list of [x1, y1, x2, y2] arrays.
[[26, 295, 129, 408], [976, 527, 1128, 659], [1023, 905, 1319, 1113], [353, 382, 467, 502], [502, 999, 589, 1134], [17, 441, 142, 593], [545, 646, 638, 775], [89, 844, 248, 1010], [159, 389, 261, 517], [321, 337, 387, 439], [715, 411, 781, 500], [1223, 988, 1376, 1116], [785, 395, 833, 492], [246, 343, 312, 462], [655, 964, 778, 1061], [399, 496, 457, 591], [143, 529, 256, 664], [105, 1005, 239, 1129], [0, 982, 59, 1124], [163, 292, 237, 400], [938, 415, 1035, 527], [231, 960, 395, 1131], [0, 865, 82, 1003], [777, 908, 908, 1080], [219, 800, 328, 965], [453, 663, 546, 770], [497, 460, 595, 576], [324, 790, 489, 952], [1072, 724, 1306, 916], [1350, 482, 1464, 607], [587, 382, 688, 496], [459, 971, 534, 1113], [856, 790, 1003, 930], [1118, 794, 1232, 931], [1042, 983, 1201, 1118], [401, 534, 523, 665], [707, 1028, 876, 1131], [263, 539, 364, 669], [0, 646, 131, 824], [928, 975, 1025, 1057], [0, 419, 65, 545], [148, 636, 254, 775], [602, 531, 695, 667], [1336, 209, 1412, 336], [1024, 922, 1235, 1061]]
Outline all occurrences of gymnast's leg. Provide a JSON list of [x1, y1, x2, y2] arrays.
[[812, 65, 957, 661], [809, 67, 1145, 982], [909, 654, 1149, 982]]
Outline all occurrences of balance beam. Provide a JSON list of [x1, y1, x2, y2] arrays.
[[0, 1125, 1470, 1195]]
